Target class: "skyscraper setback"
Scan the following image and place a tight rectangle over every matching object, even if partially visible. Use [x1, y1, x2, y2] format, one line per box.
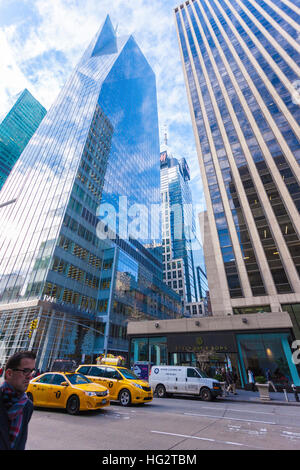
[0, 16, 180, 368]
[175, 0, 300, 327]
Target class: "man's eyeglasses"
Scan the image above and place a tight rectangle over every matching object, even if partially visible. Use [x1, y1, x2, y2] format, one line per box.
[12, 368, 35, 377]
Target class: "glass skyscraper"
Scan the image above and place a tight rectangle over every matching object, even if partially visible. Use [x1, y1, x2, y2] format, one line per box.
[160, 147, 199, 305]
[0, 16, 180, 368]
[0, 89, 46, 190]
[174, 1, 300, 325]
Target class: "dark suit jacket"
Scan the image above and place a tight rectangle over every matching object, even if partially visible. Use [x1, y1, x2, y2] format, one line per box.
[0, 390, 34, 450]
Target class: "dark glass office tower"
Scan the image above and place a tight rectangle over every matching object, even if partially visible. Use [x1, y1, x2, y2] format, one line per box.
[0, 89, 46, 190]
[0, 16, 180, 368]
[174, 0, 300, 324]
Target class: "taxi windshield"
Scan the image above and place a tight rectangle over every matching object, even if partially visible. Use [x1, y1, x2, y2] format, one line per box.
[119, 368, 139, 380]
[66, 373, 91, 385]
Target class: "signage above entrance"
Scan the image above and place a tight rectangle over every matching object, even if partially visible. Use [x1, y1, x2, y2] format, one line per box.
[167, 332, 238, 354]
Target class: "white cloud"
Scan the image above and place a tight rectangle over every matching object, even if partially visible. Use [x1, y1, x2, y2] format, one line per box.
[0, 29, 32, 116]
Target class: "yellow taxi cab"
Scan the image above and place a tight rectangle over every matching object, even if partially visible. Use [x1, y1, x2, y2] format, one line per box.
[76, 357, 153, 406]
[26, 371, 110, 415]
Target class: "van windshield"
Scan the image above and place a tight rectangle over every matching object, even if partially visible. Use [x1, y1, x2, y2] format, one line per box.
[195, 368, 209, 378]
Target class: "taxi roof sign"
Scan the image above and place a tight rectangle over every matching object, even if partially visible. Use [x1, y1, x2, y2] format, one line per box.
[96, 354, 125, 366]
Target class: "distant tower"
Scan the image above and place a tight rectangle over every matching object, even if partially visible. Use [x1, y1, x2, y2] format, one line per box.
[0, 89, 46, 190]
[160, 145, 198, 305]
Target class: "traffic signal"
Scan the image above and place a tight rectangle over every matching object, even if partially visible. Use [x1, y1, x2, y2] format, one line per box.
[28, 318, 38, 338]
[31, 318, 38, 329]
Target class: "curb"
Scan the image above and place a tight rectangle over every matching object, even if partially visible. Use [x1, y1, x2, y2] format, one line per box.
[218, 396, 300, 407]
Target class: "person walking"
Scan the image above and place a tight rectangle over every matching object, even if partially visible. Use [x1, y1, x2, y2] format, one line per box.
[220, 367, 229, 396]
[0, 351, 36, 450]
[226, 369, 238, 395]
[248, 368, 256, 392]
[266, 368, 277, 392]
[232, 367, 238, 395]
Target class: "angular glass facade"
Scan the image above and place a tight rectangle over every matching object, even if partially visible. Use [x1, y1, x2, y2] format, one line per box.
[175, 0, 300, 315]
[0, 16, 179, 369]
[0, 16, 159, 306]
[0, 89, 46, 190]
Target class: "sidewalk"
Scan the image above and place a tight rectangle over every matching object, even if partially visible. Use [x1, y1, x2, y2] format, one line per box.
[1, 375, 299, 406]
[219, 388, 300, 406]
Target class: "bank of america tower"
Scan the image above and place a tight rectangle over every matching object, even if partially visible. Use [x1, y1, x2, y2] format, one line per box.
[0, 16, 181, 368]
[175, 0, 300, 329]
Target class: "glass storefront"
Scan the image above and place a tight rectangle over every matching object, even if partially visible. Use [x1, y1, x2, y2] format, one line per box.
[237, 333, 300, 387]
[130, 332, 240, 382]
[130, 337, 167, 366]
[129, 330, 300, 387]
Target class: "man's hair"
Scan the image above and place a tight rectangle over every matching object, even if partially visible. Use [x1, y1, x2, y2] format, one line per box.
[5, 351, 36, 371]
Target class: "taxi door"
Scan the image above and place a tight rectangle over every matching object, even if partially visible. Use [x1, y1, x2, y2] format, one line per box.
[31, 373, 54, 406]
[100, 367, 122, 401]
[46, 374, 69, 408]
[86, 366, 107, 388]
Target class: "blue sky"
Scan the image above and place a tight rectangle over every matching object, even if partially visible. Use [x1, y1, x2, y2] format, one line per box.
[0, 0, 206, 239]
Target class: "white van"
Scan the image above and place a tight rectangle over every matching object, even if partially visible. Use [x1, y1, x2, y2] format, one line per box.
[149, 366, 222, 401]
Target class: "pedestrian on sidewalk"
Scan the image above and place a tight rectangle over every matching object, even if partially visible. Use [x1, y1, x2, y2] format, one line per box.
[0, 351, 36, 450]
[221, 367, 229, 396]
[266, 368, 277, 392]
[247, 368, 256, 392]
[232, 367, 238, 394]
[226, 369, 238, 395]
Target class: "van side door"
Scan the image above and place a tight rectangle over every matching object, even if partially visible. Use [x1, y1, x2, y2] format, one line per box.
[185, 368, 201, 395]
[171, 369, 185, 394]
[165, 369, 178, 394]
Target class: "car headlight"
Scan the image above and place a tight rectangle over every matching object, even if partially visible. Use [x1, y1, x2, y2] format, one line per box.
[85, 391, 97, 396]
[97, 390, 109, 397]
[213, 382, 221, 388]
[133, 383, 143, 390]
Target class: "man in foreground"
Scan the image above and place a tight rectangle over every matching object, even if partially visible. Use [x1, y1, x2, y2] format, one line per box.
[0, 351, 36, 450]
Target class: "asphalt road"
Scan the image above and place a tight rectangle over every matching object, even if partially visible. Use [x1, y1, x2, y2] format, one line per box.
[25, 395, 300, 451]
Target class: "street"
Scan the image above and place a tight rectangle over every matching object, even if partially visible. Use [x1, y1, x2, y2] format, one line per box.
[26, 395, 300, 450]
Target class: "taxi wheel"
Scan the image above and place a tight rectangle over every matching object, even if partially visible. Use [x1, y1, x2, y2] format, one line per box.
[119, 389, 131, 407]
[66, 395, 80, 415]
